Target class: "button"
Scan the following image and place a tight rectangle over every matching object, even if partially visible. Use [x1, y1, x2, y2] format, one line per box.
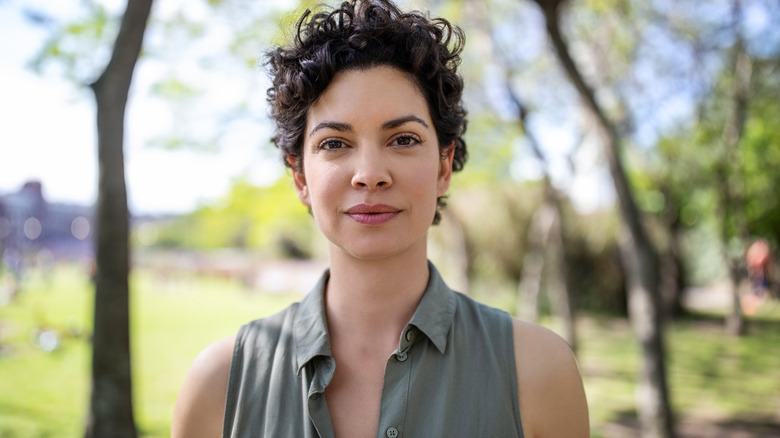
[386, 427, 399, 438]
[396, 351, 407, 362]
[405, 330, 416, 342]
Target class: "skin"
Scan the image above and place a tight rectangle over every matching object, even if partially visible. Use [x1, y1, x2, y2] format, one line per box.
[172, 66, 589, 438]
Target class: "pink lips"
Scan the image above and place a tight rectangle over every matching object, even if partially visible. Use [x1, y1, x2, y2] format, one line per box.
[346, 204, 401, 225]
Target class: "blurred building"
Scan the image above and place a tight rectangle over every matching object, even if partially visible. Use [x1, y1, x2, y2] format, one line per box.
[0, 181, 94, 265]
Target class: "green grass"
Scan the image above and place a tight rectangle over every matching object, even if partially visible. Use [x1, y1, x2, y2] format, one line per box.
[1, 264, 780, 437]
[573, 312, 780, 437]
[0, 264, 300, 438]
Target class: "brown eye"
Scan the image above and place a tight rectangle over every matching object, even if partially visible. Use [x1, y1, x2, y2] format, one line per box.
[319, 139, 345, 150]
[392, 135, 419, 147]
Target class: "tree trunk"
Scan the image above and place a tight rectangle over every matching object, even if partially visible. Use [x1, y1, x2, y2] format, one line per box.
[517, 200, 556, 323]
[658, 187, 686, 320]
[717, 8, 752, 336]
[530, 1, 674, 436]
[85, 1, 153, 437]
[544, 200, 576, 352]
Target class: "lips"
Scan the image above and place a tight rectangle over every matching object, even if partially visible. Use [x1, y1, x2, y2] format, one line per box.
[346, 204, 401, 225]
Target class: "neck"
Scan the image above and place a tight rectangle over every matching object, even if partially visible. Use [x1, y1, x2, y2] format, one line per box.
[325, 244, 430, 344]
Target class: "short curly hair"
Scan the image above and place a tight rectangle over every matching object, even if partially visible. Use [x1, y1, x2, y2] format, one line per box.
[266, 0, 468, 224]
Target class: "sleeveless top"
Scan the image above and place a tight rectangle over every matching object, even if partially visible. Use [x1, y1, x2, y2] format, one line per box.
[223, 262, 524, 438]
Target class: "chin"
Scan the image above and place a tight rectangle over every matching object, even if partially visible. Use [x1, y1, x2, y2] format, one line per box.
[331, 236, 426, 262]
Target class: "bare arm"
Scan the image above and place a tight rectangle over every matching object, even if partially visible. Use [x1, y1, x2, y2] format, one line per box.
[171, 335, 236, 438]
[513, 319, 589, 437]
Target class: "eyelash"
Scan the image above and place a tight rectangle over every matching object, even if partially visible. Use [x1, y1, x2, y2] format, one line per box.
[317, 139, 346, 151]
[315, 134, 422, 151]
[391, 134, 422, 147]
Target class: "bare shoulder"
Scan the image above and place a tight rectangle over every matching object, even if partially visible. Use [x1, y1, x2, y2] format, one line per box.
[171, 335, 236, 438]
[512, 318, 589, 437]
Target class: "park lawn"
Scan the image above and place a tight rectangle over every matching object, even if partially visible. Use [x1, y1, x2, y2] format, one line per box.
[1, 264, 780, 437]
[0, 264, 300, 438]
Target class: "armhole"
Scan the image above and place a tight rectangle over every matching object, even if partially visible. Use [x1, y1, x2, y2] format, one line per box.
[506, 315, 525, 438]
[222, 324, 248, 438]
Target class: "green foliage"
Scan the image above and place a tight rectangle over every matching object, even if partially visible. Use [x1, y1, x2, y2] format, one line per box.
[150, 77, 203, 100]
[562, 207, 626, 313]
[144, 175, 317, 258]
[679, 53, 780, 248]
[144, 135, 220, 152]
[269, 0, 317, 47]
[458, 112, 521, 184]
[29, 1, 115, 83]
[449, 181, 543, 284]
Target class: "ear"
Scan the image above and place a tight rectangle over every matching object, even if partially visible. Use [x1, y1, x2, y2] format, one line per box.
[437, 142, 455, 197]
[292, 169, 311, 207]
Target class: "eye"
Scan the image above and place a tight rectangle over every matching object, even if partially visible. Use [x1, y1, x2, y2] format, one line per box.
[318, 139, 346, 151]
[391, 135, 421, 147]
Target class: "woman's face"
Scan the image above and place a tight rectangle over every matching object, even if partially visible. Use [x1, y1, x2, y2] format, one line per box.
[294, 66, 454, 261]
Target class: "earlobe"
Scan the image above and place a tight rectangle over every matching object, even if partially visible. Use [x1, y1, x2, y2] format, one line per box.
[292, 170, 311, 207]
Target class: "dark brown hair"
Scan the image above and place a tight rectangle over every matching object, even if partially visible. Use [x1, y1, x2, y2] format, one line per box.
[266, 0, 468, 223]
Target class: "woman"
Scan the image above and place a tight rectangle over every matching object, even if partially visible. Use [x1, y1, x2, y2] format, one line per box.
[172, 1, 589, 437]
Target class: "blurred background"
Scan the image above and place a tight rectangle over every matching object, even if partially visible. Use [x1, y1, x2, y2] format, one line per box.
[1, 0, 779, 436]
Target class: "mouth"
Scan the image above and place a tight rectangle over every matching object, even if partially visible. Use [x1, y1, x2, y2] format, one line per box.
[346, 204, 401, 225]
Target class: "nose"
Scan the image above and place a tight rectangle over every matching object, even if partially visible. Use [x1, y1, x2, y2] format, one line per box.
[351, 146, 392, 190]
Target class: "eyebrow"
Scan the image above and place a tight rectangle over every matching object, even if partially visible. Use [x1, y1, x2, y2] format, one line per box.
[308, 121, 352, 136]
[308, 115, 430, 136]
[382, 115, 430, 130]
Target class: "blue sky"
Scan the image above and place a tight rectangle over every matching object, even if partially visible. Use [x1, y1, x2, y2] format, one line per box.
[0, 0, 283, 215]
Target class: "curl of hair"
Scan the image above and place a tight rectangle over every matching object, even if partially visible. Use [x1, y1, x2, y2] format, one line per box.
[266, 0, 468, 224]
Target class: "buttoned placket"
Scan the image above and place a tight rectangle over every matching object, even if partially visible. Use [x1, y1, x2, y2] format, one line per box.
[375, 326, 419, 438]
[306, 356, 337, 438]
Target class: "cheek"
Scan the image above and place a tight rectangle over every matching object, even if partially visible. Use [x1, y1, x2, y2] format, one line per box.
[305, 166, 341, 212]
[408, 163, 443, 201]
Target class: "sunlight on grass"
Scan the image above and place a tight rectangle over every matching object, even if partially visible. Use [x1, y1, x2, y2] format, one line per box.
[0, 263, 301, 438]
[1, 264, 780, 437]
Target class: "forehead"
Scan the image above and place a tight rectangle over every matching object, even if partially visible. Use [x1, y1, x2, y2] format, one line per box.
[305, 66, 433, 132]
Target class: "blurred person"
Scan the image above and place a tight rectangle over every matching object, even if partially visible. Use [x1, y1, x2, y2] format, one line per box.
[172, 1, 588, 437]
[743, 239, 774, 315]
[746, 239, 772, 295]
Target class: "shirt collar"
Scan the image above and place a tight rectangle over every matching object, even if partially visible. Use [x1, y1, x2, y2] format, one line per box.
[293, 261, 457, 373]
[407, 261, 457, 354]
[294, 270, 332, 375]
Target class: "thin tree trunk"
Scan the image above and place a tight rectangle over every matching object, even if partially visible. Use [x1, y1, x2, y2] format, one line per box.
[476, 5, 578, 347]
[517, 200, 556, 322]
[718, 6, 752, 335]
[85, 1, 153, 437]
[545, 201, 576, 351]
[658, 186, 686, 320]
[530, 1, 674, 436]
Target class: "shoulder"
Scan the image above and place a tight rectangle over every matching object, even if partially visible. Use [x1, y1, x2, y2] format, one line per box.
[452, 291, 509, 322]
[172, 335, 236, 438]
[511, 318, 589, 437]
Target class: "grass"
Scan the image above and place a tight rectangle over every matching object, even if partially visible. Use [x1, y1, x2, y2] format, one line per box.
[0, 264, 300, 438]
[1, 264, 779, 437]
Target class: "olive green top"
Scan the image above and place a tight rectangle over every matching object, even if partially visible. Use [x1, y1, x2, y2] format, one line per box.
[223, 262, 524, 438]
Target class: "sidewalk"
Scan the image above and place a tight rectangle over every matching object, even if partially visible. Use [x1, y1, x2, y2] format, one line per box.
[683, 281, 735, 313]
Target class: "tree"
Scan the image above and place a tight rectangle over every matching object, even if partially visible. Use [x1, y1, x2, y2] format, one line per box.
[686, 0, 780, 334]
[85, 0, 153, 436]
[527, 0, 674, 436]
[717, 13, 752, 336]
[641, 0, 780, 333]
